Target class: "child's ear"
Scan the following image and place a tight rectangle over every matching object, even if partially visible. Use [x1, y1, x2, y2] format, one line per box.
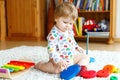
[55, 18, 57, 22]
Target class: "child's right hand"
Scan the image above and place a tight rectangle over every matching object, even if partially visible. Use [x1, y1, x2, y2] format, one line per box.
[56, 60, 68, 71]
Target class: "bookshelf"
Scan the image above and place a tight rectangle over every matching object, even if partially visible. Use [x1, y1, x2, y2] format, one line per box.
[76, 0, 116, 44]
[47, 0, 116, 44]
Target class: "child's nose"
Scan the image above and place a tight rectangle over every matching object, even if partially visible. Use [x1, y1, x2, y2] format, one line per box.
[66, 23, 70, 27]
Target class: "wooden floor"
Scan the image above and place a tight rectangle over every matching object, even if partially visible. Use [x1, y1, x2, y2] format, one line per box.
[0, 40, 120, 51]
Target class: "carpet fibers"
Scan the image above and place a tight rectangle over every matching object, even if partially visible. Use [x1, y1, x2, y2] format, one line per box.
[0, 46, 120, 80]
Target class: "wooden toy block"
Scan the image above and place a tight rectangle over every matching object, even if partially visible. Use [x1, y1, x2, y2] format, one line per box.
[2, 64, 25, 71]
[114, 68, 120, 73]
[80, 70, 96, 78]
[0, 68, 12, 80]
[0, 60, 35, 79]
[103, 65, 116, 73]
[110, 76, 118, 80]
[96, 70, 110, 78]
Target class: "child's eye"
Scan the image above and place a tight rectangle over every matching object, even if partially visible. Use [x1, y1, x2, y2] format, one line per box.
[69, 23, 73, 25]
[63, 21, 67, 24]
[63, 21, 73, 25]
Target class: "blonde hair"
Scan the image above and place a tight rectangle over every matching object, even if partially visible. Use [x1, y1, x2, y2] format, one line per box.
[54, 2, 78, 21]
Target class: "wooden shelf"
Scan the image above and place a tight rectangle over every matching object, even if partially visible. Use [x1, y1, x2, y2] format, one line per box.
[76, 0, 116, 44]
[46, 0, 116, 44]
[78, 10, 110, 13]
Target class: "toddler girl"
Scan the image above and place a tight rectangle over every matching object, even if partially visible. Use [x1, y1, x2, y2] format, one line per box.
[35, 2, 89, 74]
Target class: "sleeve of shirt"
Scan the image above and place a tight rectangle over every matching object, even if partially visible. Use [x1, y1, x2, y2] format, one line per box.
[70, 29, 84, 54]
[47, 31, 62, 63]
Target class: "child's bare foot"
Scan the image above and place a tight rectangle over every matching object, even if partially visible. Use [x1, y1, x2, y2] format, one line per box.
[34, 62, 43, 69]
[34, 61, 63, 74]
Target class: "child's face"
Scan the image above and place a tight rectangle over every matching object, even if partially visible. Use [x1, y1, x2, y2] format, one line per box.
[55, 17, 74, 32]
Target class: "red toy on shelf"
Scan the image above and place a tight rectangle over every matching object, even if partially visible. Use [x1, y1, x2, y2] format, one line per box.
[83, 19, 99, 34]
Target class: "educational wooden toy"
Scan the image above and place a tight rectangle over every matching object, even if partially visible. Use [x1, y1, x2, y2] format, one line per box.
[77, 66, 87, 76]
[0, 68, 12, 79]
[96, 70, 110, 78]
[110, 76, 118, 80]
[114, 68, 120, 73]
[80, 70, 96, 78]
[0, 60, 35, 79]
[60, 64, 81, 80]
[103, 65, 116, 73]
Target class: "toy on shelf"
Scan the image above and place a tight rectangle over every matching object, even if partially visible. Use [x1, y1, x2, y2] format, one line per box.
[98, 19, 110, 32]
[0, 60, 35, 79]
[83, 19, 99, 34]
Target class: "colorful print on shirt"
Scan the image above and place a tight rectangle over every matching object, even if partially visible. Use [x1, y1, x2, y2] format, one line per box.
[47, 26, 80, 65]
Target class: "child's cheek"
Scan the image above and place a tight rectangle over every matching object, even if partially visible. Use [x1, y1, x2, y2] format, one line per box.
[68, 26, 73, 30]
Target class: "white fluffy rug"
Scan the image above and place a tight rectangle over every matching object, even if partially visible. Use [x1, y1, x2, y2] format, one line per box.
[0, 46, 120, 80]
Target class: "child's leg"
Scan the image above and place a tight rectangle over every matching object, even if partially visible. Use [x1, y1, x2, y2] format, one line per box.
[73, 53, 90, 66]
[34, 59, 62, 74]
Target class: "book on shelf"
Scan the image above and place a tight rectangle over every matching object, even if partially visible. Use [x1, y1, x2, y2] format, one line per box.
[75, 0, 110, 11]
[85, 0, 92, 11]
[99, 0, 104, 11]
[73, 22, 79, 36]
[54, 0, 110, 11]
[73, 23, 78, 36]
[105, 0, 110, 10]
[78, 17, 83, 36]
[75, 0, 81, 9]
[73, 17, 83, 36]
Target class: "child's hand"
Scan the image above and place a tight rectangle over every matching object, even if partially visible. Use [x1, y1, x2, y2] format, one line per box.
[77, 47, 84, 54]
[56, 60, 68, 70]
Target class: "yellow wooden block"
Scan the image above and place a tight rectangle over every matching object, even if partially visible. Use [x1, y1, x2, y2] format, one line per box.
[3, 64, 25, 70]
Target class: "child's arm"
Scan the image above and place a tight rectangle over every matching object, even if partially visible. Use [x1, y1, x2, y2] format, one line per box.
[70, 29, 85, 54]
[47, 32, 69, 70]
[75, 45, 84, 54]
[47, 32, 62, 63]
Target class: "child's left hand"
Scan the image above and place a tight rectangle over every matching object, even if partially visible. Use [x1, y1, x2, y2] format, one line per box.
[77, 47, 84, 54]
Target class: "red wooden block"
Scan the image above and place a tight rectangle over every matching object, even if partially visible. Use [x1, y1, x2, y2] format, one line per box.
[8, 60, 35, 69]
[97, 70, 110, 78]
[77, 66, 87, 76]
[81, 70, 96, 78]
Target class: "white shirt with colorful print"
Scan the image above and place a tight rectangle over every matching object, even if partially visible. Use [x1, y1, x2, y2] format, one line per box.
[47, 25, 83, 65]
